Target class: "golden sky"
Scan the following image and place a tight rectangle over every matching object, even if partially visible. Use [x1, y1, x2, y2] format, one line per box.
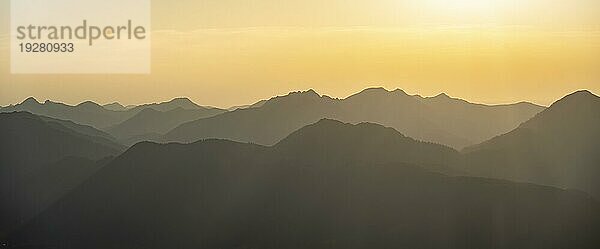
[1, 0, 600, 107]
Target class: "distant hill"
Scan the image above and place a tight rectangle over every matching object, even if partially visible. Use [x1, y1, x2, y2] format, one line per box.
[274, 119, 461, 174]
[9, 119, 599, 249]
[163, 88, 543, 149]
[0, 97, 224, 130]
[127, 97, 212, 112]
[463, 90, 600, 199]
[106, 107, 226, 145]
[102, 102, 128, 111]
[0, 112, 123, 237]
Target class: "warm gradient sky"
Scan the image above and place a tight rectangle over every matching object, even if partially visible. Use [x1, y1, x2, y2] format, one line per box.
[1, 0, 600, 107]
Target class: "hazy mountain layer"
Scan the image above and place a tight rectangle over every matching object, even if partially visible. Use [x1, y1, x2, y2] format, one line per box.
[463, 90, 600, 199]
[9, 119, 599, 249]
[0, 97, 224, 130]
[163, 88, 543, 149]
[106, 107, 225, 145]
[102, 102, 129, 111]
[38, 115, 118, 143]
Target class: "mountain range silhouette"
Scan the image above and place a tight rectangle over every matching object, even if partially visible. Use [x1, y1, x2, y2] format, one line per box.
[1, 88, 599, 248]
[162, 88, 543, 149]
[0, 97, 225, 130]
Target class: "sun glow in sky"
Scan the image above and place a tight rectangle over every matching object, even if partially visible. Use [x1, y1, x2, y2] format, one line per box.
[417, 0, 503, 14]
[0, 0, 599, 107]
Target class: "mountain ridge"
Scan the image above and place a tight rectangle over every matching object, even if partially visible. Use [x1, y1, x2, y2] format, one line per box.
[106, 107, 226, 145]
[0, 97, 225, 130]
[462, 90, 600, 198]
[163, 88, 544, 149]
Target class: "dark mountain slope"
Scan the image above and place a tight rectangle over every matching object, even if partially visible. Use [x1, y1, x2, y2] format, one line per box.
[463, 90, 600, 198]
[163, 88, 543, 149]
[0, 157, 110, 238]
[9, 119, 599, 249]
[0, 112, 123, 237]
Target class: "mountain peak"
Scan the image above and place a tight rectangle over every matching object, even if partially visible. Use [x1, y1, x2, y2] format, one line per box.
[77, 101, 103, 108]
[519, 89, 599, 131]
[103, 102, 127, 111]
[357, 87, 390, 95]
[426, 92, 458, 103]
[264, 89, 323, 105]
[434, 93, 450, 99]
[290, 89, 320, 97]
[363, 87, 389, 93]
[305, 89, 318, 95]
[550, 90, 599, 108]
[348, 87, 409, 99]
[169, 97, 193, 103]
[392, 88, 408, 95]
[166, 98, 201, 109]
[21, 97, 40, 105]
[131, 97, 202, 112]
[562, 90, 597, 100]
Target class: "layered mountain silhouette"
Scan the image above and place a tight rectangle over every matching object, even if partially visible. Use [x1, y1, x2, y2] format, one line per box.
[9, 119, 599, 249]
[3, 89, 598, 248]
[106, 107, 225, 145]
[1, 90, 541, 149]
[0, 97, 224, 130]
[463, 90, 600, 198]
[0, 112, 123, 237]
[163, 88, 543, 149]
[0, 98, 125, 128]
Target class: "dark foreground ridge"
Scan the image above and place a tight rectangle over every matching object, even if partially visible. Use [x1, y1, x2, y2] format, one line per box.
[7, 119, 600, 249]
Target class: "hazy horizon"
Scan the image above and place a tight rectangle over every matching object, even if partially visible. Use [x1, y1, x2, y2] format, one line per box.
[5, 86, 593, 109]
